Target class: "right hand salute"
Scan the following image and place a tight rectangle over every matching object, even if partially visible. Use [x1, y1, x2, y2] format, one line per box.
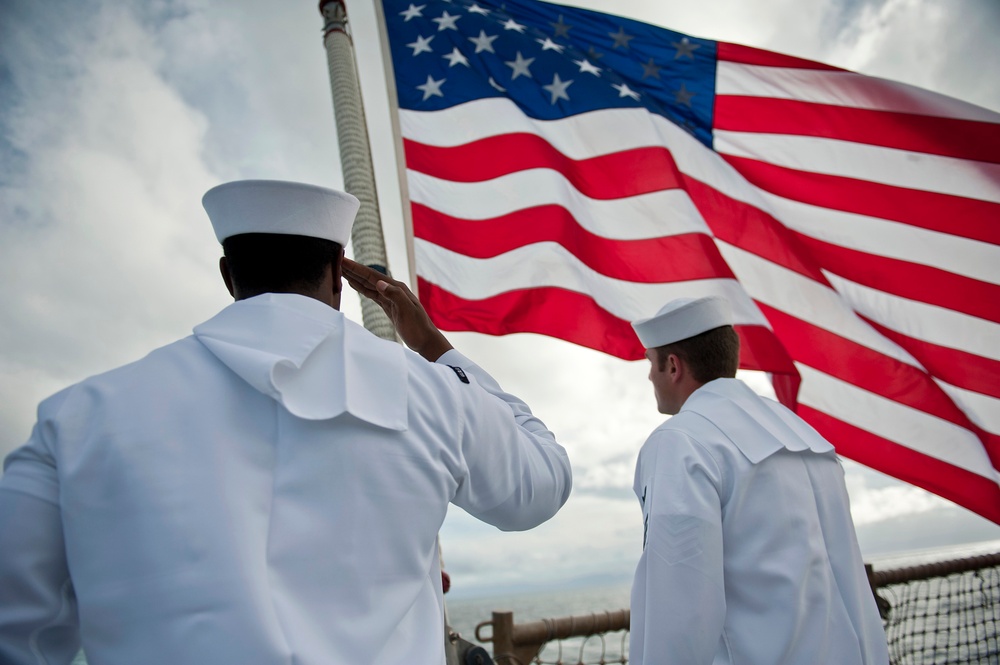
[342, 258, 454, 362]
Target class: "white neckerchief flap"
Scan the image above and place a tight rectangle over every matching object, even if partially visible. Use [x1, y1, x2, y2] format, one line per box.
[193, 293, 408, 430]
[682, 378, 834, 464]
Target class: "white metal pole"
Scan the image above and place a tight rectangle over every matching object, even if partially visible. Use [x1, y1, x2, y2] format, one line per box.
[320, 0, 396, 341]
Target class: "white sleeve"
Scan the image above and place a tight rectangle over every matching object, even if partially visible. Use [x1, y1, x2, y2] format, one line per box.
[0, 413, 81, 664]
[631, 430, 725, 665]
[435, 349, 572, 531]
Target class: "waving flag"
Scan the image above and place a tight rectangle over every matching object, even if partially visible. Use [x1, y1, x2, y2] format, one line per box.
[378, 0, 1000, 522]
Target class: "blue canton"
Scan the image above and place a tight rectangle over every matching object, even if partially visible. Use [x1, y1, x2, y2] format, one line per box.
[383, 0, 718, 147]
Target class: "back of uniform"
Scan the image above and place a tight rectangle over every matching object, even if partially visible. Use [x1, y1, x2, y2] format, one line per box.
[0, 293, 572, 665]
[631, 378, 888, 664]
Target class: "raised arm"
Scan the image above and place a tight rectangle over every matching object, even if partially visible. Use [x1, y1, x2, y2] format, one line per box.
[342, 258, 453, 361]
[343, 258, 572, 530]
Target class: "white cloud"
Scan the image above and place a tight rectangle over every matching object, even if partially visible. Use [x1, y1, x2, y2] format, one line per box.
[0, 1, 226, 447]
[849, 482, 940, 526]
[441, 493, 640, 597]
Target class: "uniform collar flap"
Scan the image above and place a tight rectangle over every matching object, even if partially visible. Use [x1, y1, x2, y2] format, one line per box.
[682, 378, 833, 464]
[193, 293, 408, 430]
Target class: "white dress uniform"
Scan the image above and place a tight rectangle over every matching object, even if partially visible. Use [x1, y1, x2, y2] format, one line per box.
[630, 378, 889, 664]
[0, 292, 572, 664]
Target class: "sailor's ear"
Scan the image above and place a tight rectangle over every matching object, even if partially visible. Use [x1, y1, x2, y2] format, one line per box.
[331, 247, 345, 296]
[220, 257, 235, 298]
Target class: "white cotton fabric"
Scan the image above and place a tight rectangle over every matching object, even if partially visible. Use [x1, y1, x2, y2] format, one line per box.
[0, 293, 572, 665]
[203, 180, 360, 244]
[632, 295, 734, 348]
[630, 378, 889, 664]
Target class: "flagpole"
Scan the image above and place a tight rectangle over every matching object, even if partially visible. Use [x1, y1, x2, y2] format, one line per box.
[371, 0, 418, 290]
[319, 0, 396, 341]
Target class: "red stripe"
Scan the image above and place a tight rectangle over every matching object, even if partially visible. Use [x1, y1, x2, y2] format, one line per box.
[758, 304, 998, 452]
[412, 203, 735, 283]
[417, 278, 797, 374]
[737, 324, 798, 375]
[681, 175, 830, 284]
[799, 406, 1000, 525]
[404, 136, 683, 199]
[715, 96, 1000, 164]
[419, 278, 646, 360]
[717, 42, 843, 71]
[790, 232, 1000, 324]
[722, 154, 1000, 246]
[860, 316, 1000, 401]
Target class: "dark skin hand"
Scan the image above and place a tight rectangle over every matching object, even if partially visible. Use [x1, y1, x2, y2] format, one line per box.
[342, 258, 454, 362]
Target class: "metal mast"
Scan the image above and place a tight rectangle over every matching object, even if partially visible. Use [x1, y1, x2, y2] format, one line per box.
[319, 0, 396, 341]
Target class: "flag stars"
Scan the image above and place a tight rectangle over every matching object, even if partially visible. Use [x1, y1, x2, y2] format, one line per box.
[407, 34, 435, 56]
[432, 11, 460, 31]
[400, 3, 425, 21]
[573, 58, 601, 76]
[536, 37, 565, 53]
[543, 73, 573, 104]
[502, 18, 526, 32]
[587, 46, 604, 61]
[674, 82, 696, 107]
[672, 37, 701, 59]
[443, 47, 469, 67]
[467, 3, 490, 15]
[505, 51, 535, 79]
[613, 82, 640, 100]
[550, 15, 572, 38]
[417, 75, 445, 100]
[609, 26, 635, 50]
[469, 30, 498, 53]
[641, 58, 661, 80]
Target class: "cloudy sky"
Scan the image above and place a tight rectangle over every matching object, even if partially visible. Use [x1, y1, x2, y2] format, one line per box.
[2, 0, 999, 599]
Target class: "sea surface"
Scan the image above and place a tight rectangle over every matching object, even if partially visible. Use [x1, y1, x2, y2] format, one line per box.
[69, 539, 1000, 664]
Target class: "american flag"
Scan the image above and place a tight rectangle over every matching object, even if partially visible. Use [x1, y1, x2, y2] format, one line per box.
[379, 0, 1000, 522]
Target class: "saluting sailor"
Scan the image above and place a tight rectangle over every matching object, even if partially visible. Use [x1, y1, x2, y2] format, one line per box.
[0, 180, 572, 665]
[628, 296, 888, 664]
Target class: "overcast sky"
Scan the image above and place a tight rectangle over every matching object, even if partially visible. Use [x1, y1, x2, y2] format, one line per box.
[1, 0, 998, 599]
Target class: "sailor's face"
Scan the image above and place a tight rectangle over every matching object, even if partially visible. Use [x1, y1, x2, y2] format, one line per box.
[646, 349, 681, 416]
[645, 349, 672, 415]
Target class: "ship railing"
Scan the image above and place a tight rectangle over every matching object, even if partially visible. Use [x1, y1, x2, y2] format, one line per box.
[472, 550, 1000, 665]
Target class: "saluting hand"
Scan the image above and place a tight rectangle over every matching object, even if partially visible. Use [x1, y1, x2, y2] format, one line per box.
[342, 258, 454, 362]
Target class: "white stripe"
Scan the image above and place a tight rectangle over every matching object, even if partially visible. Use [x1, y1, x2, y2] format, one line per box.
[401, 100, 666, 153]
[407, 169, 710, 240]
[414, 238, 769, 325]
[824, 272, 1000, 362]
[715, 242, 922, 368]
[759, 191, 1000, 287]
[715, 130, 1000, 204]
[934, 379, 1000, 437]
[796, 364, 999, 483]
[717, 62, 1000, 124]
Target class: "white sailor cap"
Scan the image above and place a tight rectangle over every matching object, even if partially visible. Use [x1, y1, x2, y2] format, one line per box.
[632, 296, 734, 348]
[203, 179, 360, 245]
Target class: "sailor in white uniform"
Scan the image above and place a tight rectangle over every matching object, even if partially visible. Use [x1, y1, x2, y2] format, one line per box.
[628, 296, 888, 664]
[0, 180, 572, 665]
